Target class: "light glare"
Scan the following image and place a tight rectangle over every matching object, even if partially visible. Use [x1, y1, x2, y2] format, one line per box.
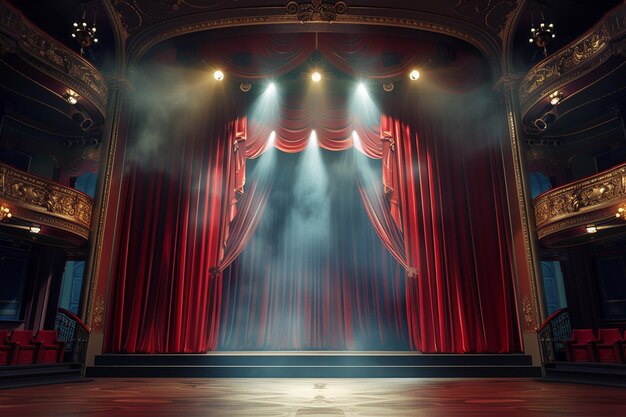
[312, 71, 322, 83]
[214, 70, 224, 81]
[409, 70, 420, 81]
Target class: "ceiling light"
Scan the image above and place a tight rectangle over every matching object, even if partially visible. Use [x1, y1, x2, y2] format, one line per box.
[71, 7, 98, 55]
[529, 11, 556, 57]
[409, 70, 420, 81]
[311, 71, 322, 83]
[214, 70, 224, 81]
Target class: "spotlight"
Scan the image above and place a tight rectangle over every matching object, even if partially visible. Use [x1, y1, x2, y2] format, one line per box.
[586, 225, 597, 234]
[239, 82, 252, 92]
[214, 70, 224, 81]
[534, 110, 558, 131]
[311, 71, 322, 83]
[409, 70, 420, 81]
[357, 83, 367, 95]
[266, 83, 276, 93]
[382, 82, 394, 92]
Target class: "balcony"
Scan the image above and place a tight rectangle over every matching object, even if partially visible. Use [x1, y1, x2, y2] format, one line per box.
[0, 163, 93, 247]
[533, 163, 626, 247]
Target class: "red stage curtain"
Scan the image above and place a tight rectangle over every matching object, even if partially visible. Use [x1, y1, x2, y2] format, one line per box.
[219, 150, 409, 350]
[382, 88, 522, 353]
[105, 93, 241, 353]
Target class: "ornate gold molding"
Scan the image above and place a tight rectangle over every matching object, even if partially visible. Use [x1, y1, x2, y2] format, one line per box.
[286, 0, 347, 22]
[0, 163, 93, 240]
[519, 3, 626, 117]
[533, 163, 626, 239]
[0, 1, 108, 116]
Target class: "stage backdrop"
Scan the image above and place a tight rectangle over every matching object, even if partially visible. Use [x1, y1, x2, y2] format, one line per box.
[104, 32, 522, 353]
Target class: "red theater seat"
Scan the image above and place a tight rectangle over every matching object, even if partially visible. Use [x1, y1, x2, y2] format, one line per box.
[593, 328, 624, 363]
[9, 330, 38, 365]
[0, 330, 16, 365]
[34, 330, 65, 364]
[564, 329, 597, 362]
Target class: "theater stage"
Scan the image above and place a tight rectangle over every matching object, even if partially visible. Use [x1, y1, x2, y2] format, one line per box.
[86, 351, 540, 378]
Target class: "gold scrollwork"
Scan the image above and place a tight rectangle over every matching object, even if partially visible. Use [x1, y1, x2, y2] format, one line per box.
[0, 163, 94, 230]
[533, 165, 626, 229]
[522, 296, 535, 330]
[520, 22, 611, 103]
[286, 0, 348, 22]
[91, 294, 105, 329]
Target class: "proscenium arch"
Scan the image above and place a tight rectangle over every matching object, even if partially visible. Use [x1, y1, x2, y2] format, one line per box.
[124, 10, 503, 80]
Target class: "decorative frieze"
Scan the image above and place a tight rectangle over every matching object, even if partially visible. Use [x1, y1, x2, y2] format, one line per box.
[0, 163, 93, 240]
[0, 1, 108, 116]
[533, 163, 626, 237]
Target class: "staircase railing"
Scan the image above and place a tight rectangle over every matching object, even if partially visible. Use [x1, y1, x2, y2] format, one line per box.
[55, 308, 91, 367]
[537, 308, 571, 364]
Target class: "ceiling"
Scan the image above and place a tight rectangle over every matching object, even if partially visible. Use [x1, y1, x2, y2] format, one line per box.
[15, 1, 623, 72]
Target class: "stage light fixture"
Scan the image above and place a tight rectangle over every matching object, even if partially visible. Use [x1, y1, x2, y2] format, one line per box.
[534, 110, 558, 131]
[266, 83, 276, 93]
[357, 83, 367, 95]
[239, 82, 252, 92]
[409, 70, 420, 81]
[214, 70, 224, 81]
[311, 71, 322, 83]
[382, 82, 394, 92]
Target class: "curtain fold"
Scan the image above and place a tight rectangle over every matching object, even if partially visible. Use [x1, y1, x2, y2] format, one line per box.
[382, 88, 522, 353]
[105, 95, 240, 353]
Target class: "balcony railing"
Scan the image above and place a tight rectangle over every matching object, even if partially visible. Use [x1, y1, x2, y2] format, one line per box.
[533, 163, 626, 240]
[0, 163, 93, 242]
[519, 3, 626, 117]
[0, 1, 108, 116]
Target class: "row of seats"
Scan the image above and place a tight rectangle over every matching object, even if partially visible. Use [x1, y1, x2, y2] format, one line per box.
[0, 330, 65, 365]
[565, 328, 626, 363]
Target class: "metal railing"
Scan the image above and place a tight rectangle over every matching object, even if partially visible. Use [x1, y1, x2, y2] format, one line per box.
[55, 308, 90, 367]
[537, 308, 571, 364]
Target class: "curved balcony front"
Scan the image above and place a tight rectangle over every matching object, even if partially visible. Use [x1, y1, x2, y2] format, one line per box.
[0, 163, 93, 247]
[533, 163, 626, 247]
[519, 3, 626, 135]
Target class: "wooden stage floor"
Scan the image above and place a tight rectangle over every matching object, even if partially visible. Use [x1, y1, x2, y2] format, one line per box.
[0, 378, 623, 416]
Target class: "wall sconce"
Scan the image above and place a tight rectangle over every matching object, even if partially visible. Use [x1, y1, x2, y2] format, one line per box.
[0, 203, 12, 221]
[549, 91, 563, 106]
[64, 90, 79, 105]
[586, 225, 597, 234]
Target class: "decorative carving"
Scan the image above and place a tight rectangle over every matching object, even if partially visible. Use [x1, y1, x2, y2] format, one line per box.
[533, 164, 626, 232]
[0, 163, 93, 239]
[286, 0, 348, 22]
[522, 296, 536, 330]
[519, 12, 617, 115]
[91, 294, 105, 329]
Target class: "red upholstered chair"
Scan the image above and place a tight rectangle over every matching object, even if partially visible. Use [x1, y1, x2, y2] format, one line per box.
[9, 330, 38, 365]
[34, 330, 65, 364]
[564, 329, 597, 362]
[593, 328, 624, 363]
[0, 330, 16, 365]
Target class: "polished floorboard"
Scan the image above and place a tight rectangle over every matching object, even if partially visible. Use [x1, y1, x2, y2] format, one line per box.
[0, 378, 624, 417]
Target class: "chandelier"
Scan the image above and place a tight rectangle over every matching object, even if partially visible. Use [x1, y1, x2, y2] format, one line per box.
[0, 203, 12, 221]
[529, 13, 556, 58]
[71, 7, 98, 55]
